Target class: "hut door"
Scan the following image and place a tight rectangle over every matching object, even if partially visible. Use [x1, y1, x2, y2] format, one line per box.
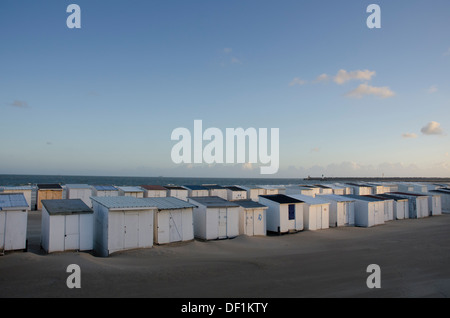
[245, 209, 254, 236]
[169, 211, 182, 242]
[340, 203, 347, 226]
[218, 209, 227, 238]
[64, 215, 80, 251]
[124, 213, 139, 248]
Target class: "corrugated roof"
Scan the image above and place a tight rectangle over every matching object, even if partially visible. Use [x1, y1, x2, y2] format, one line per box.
[37, 184, 62, 190]
[390, 192, 428, 197]
[164, 186, 187, 190]
[0, 193, 29, 210]
[287, 194, 330, 205]
[342, 194, 381, 202]
[317, 194, 356, 202]
[65, 184, 91, 189]
[259, 194, 303, 204]
[363, 195, 394, 201]
[42, 199, 92, 215]
[188, 196, 240, 208]
[225, 186, 246, 192]
[201, 184, 225, 190]
[91, 196, 156, 209]
[234, 200, 267, 209]
[0, 186, 33, 191]
[117, 186, 144, 192]
[183, 185, 208, 190]
[140, 185, 168, 191]
[376, 194, 409, 201]
[141, 197, 197, 210]
[93, 185, 118, 191]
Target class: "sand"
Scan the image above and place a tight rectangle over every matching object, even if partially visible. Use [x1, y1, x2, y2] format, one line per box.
[1, 211, 449, 298]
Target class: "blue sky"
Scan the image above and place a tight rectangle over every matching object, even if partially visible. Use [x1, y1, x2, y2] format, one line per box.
[1, 0, 449, 178]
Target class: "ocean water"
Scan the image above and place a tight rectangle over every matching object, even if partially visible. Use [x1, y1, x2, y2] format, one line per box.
[0, 174, 311, 187]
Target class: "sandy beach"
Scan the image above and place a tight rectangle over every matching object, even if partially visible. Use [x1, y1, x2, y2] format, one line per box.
[1, 210, 449, 298]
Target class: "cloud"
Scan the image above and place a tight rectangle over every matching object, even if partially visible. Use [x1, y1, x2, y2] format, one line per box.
[345, 83, 395, 98]
[223, 48, 232, 54]
[230, 57, 241, 64]
[313, 73, 330, 83]
[421, 121, 444, 135]
[289, 77, 307, 86]
[427, 85, 438, 94]
[402, 133, 418, 139]
[443, 48, 450, 56]
[310, 147, 320, 152]
[333, 69, 376, 85]
[7, 100, 29, 108]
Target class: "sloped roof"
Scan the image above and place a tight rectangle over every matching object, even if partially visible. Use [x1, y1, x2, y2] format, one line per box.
[0, 193, 29, 210]
[141, 197, 197, 210]
[188, 196, 240, 208]
[259, 194, 303, 204]
[42, 199, 92, 215]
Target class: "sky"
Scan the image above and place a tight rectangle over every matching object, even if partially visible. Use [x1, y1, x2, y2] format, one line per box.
[1, 0, 449, 178]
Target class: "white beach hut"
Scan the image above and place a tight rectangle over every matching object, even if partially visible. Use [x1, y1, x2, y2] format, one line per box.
[345, 183, 373, 195]
[316, 194, 355, 227]
[259, 185, 281, 195]
[377, 193, 409, 220]
[312, 185, 333, 195]
[405, 191, 442, 216]
[140, 185, 168, 198]
[142, 197, 196, 245]
[187, 196, 240, 240]
[225, 186, 248, 201]
[40, 199, 93, 253]
[235, 200, 268, 236]
[288, 194, 330, 231]
[65, 184, 93, 208]
[202, 184, 228, 200]
[387, 192, 429, 218]
[0, 186, 33, 210]
[430, 189, 450, 213]
[183, 185, 209, 198]
[258, 194, 305, 234]
[363, 195, 394, 221]
[237, 185, 266, 202]
[91, 196, 157, 257]
[91, 185, 119, 197]
[342, 195, 385, 227]
[164, 186, 189, 201]
[117, 186, 144, 198]
[321, 184, 349, 195]
[0, 193, 29, 253]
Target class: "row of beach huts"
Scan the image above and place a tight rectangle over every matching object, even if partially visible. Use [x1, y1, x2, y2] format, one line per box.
[1, 181, 449, 257]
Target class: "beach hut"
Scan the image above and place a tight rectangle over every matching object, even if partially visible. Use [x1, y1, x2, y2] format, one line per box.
[342, 195, 385, 227]
[387, 192, 429, 218]
[117, 186, 144, 198]
[396, 183, 414, 192]
[344, 183, 373, 195]
[363, 195, 394, 221]
[187, 196, 240, 240]
[430, 189, 450, 213]
[237, 185, 265, 202]
[225, 186, 248, 201]
[259, 185, 281, 195]
[140, 185, 168, 198]
[40, 199, 93, 253]
[321, 184, 349, 195]
[364, 183, 387, 194]
[164, 186, 189, 201]
[404, 191, 442, 216]
[258, 194, 305, 234]
[288, 194, 330, 231]
[36, 184, 63, 210]
[91, 196, 157, 257]
[235, 200, 268, 236]
[202, 184, 228, 200]
[91, 185, 119, 197]
[376, 193, 409, 220]
[142, 197, 196, 245]
[183, 185, 209, 198]
[0, 186, 33, 210]
[316, 194, 355, 227]
[312, 185, 333, 195]
[65, 184, 93, 208]
[0, 193, 29, 253]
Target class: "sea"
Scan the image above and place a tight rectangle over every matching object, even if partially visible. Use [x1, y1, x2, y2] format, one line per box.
[0, 174, 312, 187]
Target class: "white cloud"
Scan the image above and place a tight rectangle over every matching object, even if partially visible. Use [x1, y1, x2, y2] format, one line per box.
[333, 69, 376, 85]
[223, 48, 232, 54]
[427, 85, 438, 93]
[443, 48, 450, 56]
[421, 121, 444, 135]
[310, 147, 320, 152]
[289, 77, 307, 86]
[402, 133, 418, 139]
[345, 83, 395, 98]
[230, 57, 241, 64]
[314, 73, 330, 83]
